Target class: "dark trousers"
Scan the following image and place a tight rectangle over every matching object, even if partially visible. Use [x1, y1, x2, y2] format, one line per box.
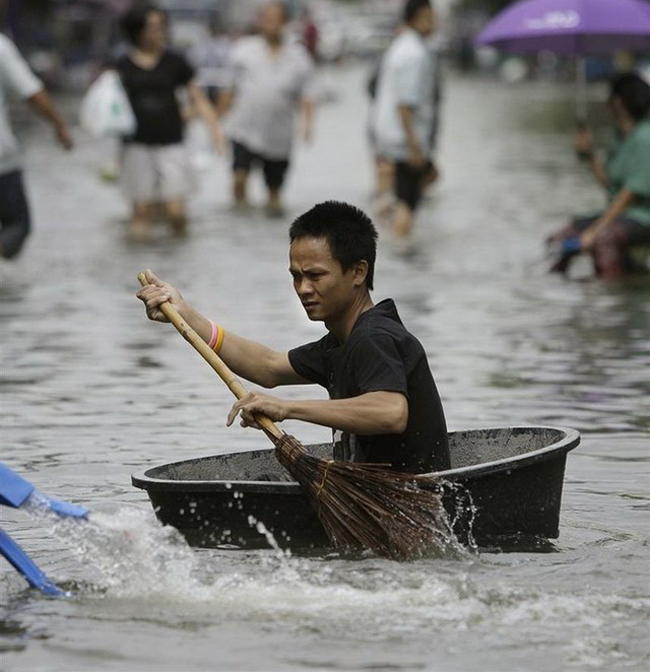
[550, 214, 650, 278]
[393, 161, 433, 210]
[231, 141, 289, 191]
[0, 170, 31, 259]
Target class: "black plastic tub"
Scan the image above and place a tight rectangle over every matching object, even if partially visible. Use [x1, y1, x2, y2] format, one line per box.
[132, 426, 580, 550]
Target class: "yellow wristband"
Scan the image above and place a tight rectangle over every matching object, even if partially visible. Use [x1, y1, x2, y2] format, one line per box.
[213, 324, 224, 354]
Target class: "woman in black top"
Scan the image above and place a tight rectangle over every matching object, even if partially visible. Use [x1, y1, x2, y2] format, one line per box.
[116, 4, 223, 241]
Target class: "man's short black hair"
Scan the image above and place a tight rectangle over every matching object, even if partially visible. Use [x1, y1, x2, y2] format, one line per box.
[121, 3, 165, 45]
[289, 201, 378, 290]
[610, 73, 650, 122]
[403, 0, 432, 24]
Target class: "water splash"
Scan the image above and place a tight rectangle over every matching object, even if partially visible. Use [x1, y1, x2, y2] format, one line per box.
[247, 514, 292, 561]
[17, 501, 299, 599]
[441, 479, 479, 553]
[11, 496, 649, 672]
[16, 479, 471, 602]
[50, 508, 202, 596]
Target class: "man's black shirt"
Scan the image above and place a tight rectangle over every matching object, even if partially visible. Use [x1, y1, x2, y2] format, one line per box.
[288, 299, 450, 473]
[116, 51, 194, 145]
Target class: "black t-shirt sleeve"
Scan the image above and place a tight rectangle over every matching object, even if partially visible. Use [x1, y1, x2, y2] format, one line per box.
[288, 337, 329, 388]
[174, 53, 195, 86]
[349, 334, 408, 397]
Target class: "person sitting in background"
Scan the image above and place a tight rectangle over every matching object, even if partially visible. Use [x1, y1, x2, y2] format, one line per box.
[115, 3, 224, 242]
[547, 73, 650, 278]
[0, 33, 73, 260]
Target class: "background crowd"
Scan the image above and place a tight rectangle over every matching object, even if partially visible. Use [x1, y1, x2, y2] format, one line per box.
[2, 0, 650, 278]
[1, 4, 649, 668]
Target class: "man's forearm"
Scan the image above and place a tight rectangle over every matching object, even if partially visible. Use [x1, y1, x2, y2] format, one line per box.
[216, 89, 234, 118]
[587, 154, 608, 188]
[397, 104, 420, 155]
[27, 90, 65, 129]
[176, 301, 288, 388]
[301, 97, 314, 139]
[27, 89, 73, 149]
[592, 188, 635, 235]
[286, 392, 408, 435]
[188, 82, 221, 139]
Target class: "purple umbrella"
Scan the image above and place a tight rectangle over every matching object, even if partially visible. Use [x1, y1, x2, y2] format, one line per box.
[476, 0, 650, 54]
[475, 0, 650, 118]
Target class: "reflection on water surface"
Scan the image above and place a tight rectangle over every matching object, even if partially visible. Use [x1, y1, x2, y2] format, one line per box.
[1, 67, 648, 671]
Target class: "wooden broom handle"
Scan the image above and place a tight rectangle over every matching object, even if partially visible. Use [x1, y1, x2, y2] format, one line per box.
[137, 272, 283, 441]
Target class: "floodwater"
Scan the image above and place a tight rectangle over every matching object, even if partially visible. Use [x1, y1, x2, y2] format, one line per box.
[1, 65, 649, 671]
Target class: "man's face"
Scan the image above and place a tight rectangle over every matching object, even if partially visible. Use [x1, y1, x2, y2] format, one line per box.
[259, 4, 286, 40]
[607, 93, 625, 122]
[289, 236, 360, 323]
[412, 6, 435, 37]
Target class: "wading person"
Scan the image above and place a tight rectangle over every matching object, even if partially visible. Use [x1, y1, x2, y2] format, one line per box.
[371, 0, 439, 238]
[137, 201, 450, 473]
[547, 73, 650, 278]
[0, 34, 73, 260]
[116, 3, 224, 242]
[217, 2, 315, 218]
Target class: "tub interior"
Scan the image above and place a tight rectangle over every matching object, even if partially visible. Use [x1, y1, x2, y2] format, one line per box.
[143, 427, 569, 483]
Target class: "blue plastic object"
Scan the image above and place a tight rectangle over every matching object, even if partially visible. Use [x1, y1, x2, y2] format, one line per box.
[0, 463, 88, 519]
[44, 497, 89, 519]
[0, 462, 33, 508]
[28, 491, 90, 519]
[0, 528, 64, 596]
[0, 463, 89, 597]
[562, 237, 582, 254]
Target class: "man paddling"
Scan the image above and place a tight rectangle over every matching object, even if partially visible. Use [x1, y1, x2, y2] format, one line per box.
[137, 201, 450, 473]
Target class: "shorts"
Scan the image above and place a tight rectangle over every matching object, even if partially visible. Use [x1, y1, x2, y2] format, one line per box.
[120, 142, 195, 203]
[0, 170, 31, 259]
[232, 141, 289, 191]
[394, 160, 433, 210]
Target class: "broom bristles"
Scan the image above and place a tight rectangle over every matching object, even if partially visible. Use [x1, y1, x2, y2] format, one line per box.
[272, 432, 456, 561]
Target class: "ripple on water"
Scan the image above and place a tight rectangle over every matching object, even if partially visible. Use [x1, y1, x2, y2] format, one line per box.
[1, 67, 649, 672]
[3, 505, 644, 671]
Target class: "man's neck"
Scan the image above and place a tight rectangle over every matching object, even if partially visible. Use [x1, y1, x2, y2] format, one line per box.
[619, 115, 636, 137]
[325, 293, 374, 344]
[407, 25, 426, 39]
[265, 34, 283, 51]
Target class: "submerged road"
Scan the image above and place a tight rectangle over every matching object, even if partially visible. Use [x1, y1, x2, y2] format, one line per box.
[1, 64, 649, 671]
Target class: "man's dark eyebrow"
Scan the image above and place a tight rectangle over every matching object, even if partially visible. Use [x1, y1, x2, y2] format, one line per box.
[290, 264, 327, 274]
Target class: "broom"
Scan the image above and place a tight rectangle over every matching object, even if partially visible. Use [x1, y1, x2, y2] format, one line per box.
[137, 272, 453, 560]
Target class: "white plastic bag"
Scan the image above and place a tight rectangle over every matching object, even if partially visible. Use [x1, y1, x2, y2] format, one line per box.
[80, 70, 136, 138]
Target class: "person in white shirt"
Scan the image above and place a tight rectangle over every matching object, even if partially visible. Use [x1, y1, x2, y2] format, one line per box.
[0, 34, 73, 259]
[217, 2, 314, 217]
[187, 15, 232, 103]
[372, 0, 437, 238]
